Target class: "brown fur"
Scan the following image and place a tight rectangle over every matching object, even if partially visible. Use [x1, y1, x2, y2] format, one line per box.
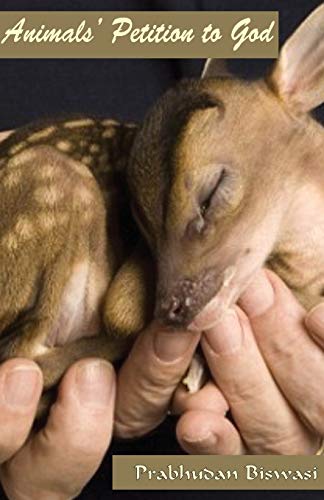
[0, 6, 323, 411]
[0, 118, 141, 414]
[128, 5, 324, 325]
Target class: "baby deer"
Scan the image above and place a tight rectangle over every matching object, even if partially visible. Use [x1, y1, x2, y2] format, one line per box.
[128, 4, 324, 329]
[0, 5, 323, 409]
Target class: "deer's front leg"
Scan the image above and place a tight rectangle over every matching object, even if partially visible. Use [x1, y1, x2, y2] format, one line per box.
[104, 242, 155, 338]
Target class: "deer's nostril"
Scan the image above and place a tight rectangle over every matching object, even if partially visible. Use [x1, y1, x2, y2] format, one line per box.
[167, 296, 188, 321]
[157, 286, 196, 325]
[169, 297, 181, 316]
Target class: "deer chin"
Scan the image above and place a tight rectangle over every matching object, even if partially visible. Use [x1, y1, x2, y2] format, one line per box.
[188, 265, 256, 332]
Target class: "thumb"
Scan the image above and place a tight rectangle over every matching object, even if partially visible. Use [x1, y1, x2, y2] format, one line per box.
[115, 321, 200, 439]
[1, 359, 116, 500]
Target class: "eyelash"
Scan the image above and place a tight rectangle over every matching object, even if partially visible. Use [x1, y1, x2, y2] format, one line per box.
[186, 168, 227, 239]
[199, 168, 226, 218]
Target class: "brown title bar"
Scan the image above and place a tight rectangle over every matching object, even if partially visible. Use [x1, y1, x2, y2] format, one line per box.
[113, 455, 324, 490]
[0, 11, 278, 58]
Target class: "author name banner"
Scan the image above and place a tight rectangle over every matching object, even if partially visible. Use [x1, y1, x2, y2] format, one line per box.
[0, 11, 278, 58]
[113, 455, 324, 490]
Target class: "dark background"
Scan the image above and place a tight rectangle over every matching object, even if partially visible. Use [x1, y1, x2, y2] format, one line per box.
[0, 0, 323, 499]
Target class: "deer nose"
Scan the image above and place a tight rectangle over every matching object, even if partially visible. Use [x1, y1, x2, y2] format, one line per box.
[157, 295, 190, 325]
[155, 279, 199, 327]
[167, 296, 187, 321]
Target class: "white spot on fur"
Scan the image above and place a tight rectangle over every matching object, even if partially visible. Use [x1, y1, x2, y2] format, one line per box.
[28, 127, 56, 142]
[71, 161, 93, 179]
[75, 185, 94, 208]
[9, 142, 26, 156]
[14, 216, 33, 240]
[101, 119, 118, 127]
[3, 169, 23, 188]
[102, 128, 115, 139]
[81, 155, 93, 166]
[39, 213, 56, 230]
[39, 165, 55, 179]
[64, 118, 94, 129]
[1, 217, 33, 249]
[56, 140, 73, 153]
[34, 185, 62, 206]
[32, 344, 50, 356]
[2, 232, 19, 251]
[9, 148, 39, 168]
[57, 212, 69, 225]
[89, 143, 100, 154]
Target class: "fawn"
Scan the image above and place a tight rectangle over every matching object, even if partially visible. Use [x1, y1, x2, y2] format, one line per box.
[0, 5, 323, 408]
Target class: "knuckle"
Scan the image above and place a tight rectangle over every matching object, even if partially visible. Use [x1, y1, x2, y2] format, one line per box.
[221, 375, 270, 407]
[128, 357, 181, 398]
[114, 419, 140, 439]
[114, 416, 158, 440]
[139, 361, 182, 389]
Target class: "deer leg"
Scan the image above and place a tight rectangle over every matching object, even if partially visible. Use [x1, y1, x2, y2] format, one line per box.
[104, 243, 155, 337]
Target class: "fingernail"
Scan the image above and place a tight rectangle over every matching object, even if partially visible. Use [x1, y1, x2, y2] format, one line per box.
[305, 304, 324, 336]
[75, 361, 114, 408]
[239, 270, 274, 317]
[182, 431, 217, 448]
[154, 330, 195, 362]
[4, 365, 41, 408]
[204, 310, 243, 354]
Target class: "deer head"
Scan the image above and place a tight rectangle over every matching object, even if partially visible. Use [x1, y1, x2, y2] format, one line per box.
[128, 5, 324, 329]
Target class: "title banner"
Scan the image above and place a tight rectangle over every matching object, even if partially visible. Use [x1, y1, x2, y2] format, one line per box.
[0, 11, 278, 58]
[113, 455, 324, 490]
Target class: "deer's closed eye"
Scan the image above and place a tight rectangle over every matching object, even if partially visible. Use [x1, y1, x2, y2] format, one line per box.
[186, 167, 228, 239]
[199, 168, 226, 218]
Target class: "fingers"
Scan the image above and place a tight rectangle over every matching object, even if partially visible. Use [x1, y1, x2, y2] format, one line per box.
[0, 359, 42, 464]
[172, 381, 228, 416]
[173, 382, 242, 454]
[176, 410, 244, 455]
[305, 303, 324, 349]
[201, 306, 316, 454]
[115, 321, 200, 439]
[1, 359, 115, 500]
[239, 269, 324, 437]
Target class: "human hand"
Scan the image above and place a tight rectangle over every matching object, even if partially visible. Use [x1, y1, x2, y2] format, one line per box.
[173, 269, 323, 454]
[114, 320, 201, 438]
[0, 358, 115, 500]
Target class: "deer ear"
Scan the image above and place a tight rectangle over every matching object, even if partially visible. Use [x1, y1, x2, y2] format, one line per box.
[201, 59, 232, 79]
[269, 4, 324, 113]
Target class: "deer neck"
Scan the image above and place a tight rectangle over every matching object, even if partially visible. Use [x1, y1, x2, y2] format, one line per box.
[269, 118, 324, 300]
